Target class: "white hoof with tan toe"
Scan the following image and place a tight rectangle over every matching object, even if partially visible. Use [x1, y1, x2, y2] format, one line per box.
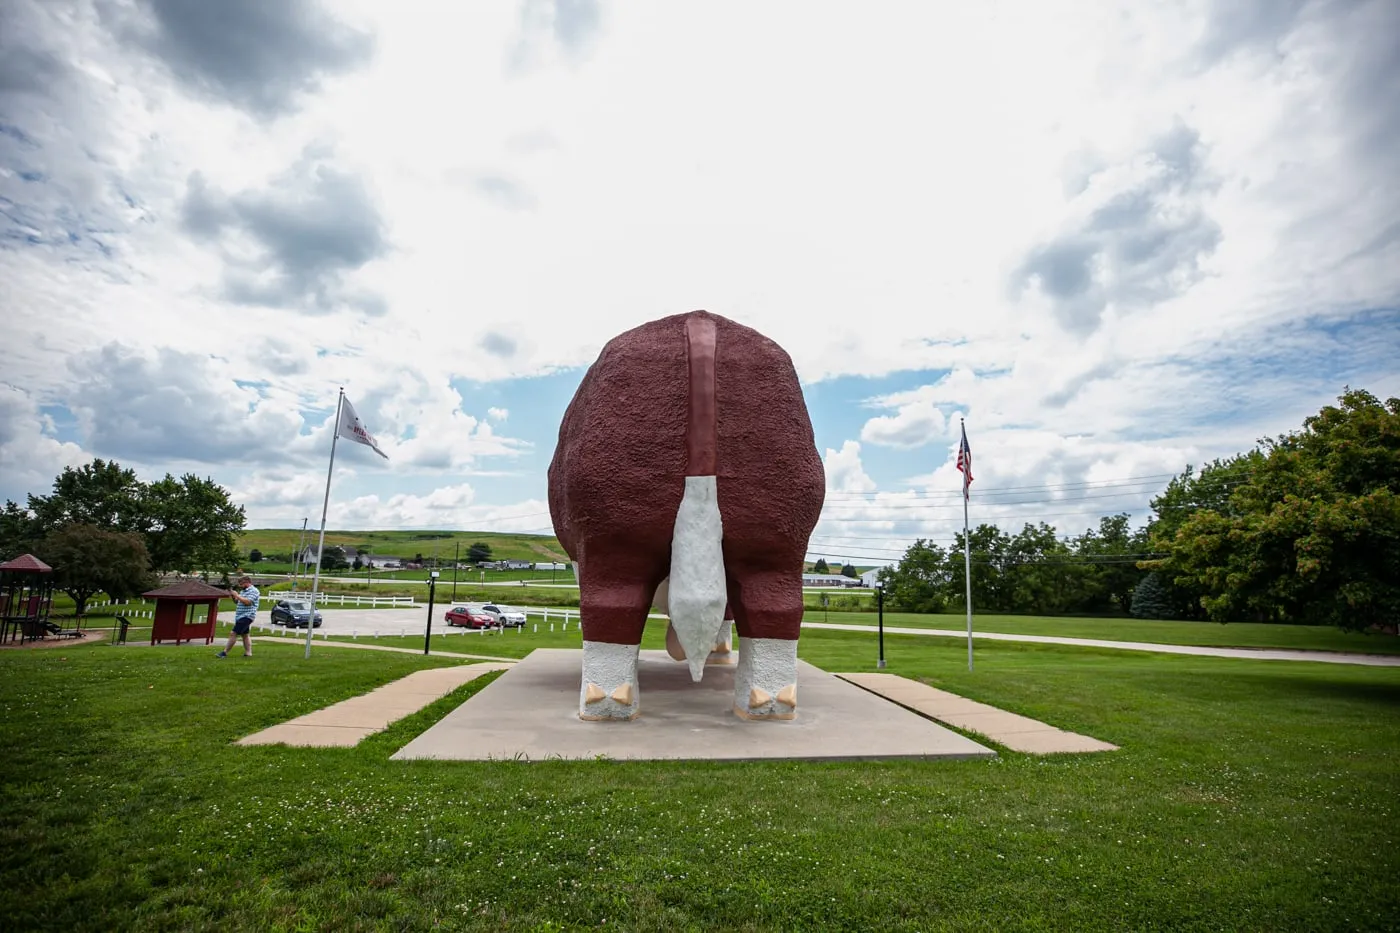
[733, 636, 798, 721]
[580, 641, 640, 721]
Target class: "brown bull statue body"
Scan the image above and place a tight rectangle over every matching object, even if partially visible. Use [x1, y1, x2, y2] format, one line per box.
[548, 310, 825, 720]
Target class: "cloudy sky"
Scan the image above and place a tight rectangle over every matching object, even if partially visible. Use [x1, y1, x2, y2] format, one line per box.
[2, 0, 1397, 567]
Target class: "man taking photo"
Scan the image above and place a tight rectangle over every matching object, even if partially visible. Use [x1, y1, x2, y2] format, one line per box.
[217, 575, 259, 658]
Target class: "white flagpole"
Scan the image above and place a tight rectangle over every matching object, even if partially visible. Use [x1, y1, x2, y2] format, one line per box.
[305, 388, 344, 659]
[963, 486, 973, 671]
[962, 418, 973, 671]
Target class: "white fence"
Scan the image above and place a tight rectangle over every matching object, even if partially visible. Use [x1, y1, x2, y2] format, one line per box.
[306, 592, 416, 608]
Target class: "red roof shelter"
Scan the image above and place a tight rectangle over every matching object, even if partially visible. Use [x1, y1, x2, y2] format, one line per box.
[143, 580, 229, 646]
[1, 554, 56, 644]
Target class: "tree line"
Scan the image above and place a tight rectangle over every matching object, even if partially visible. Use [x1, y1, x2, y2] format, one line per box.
[877, 389, 1398, 631]
[1, 459, 246, 615]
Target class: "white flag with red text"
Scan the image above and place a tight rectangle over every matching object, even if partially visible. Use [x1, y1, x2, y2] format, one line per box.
[337, 397, 389, 459]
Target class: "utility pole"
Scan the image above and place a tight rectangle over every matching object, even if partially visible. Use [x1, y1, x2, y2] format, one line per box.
[452, 541, 460, 602]
[292, 517, 308, 592]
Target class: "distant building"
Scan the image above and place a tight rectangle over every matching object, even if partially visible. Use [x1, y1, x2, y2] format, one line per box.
[802, 573, 861, 588]
[861, 568, 885, 588]
[533, 562, 568, 571]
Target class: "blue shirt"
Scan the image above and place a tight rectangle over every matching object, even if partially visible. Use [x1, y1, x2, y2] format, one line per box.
[234, 584, 260, 621]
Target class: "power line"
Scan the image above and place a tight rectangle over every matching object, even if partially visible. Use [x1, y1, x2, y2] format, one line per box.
[821, 469, 1257, 501]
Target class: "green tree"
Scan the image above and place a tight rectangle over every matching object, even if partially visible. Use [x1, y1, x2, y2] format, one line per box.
[323, 546, 349, 571]
[248, 549, 263, 563]
[1130, 572, 1176, 620]
[842, 562, 859, 579]
[813, 558, 829, 574]
[1072, 513, 1150, 615]
[28, 459, 147, 533]
[467, 542, 492, 564]
[947, 524, 1014, 612]
[1156, 389, 1400, 631]
[880, 539, 949, 613]
[38, 524, 154, 616]
[352, 555, 363, 570]
[141, 473, 245, 574]
[0, 500, 40, 561]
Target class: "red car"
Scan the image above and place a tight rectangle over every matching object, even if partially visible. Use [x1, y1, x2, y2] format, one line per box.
[445, 606, 496, 629]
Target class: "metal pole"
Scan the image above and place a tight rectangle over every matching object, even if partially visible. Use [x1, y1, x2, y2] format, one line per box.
[306, 389, 344, 660]
[964, 490, 973, 672]
[424, 572, 437, 655]
[877, 585, 886, 669]
[452, 542, 459, 602]
[292, 517, 308, 592]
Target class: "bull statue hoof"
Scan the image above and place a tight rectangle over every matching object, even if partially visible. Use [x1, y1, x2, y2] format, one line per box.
[733, 637, 798, 720]
[580, 641, 640, 721]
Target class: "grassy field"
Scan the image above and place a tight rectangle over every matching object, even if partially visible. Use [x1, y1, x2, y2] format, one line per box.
[236, 529, 569, 563]
[816, 610, 1400, 655]
[2, 629, 1398, 930]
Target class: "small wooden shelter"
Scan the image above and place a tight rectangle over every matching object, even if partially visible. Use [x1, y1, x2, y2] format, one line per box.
[143, 580, 229, 646]
[1, 554, 56, 644]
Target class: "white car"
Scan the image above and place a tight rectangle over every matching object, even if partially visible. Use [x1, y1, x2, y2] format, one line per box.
[479, 603, 527, 628]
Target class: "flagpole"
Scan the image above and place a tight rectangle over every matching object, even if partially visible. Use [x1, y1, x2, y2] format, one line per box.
[305, 388, 344, 659]
[962, 418, 973, 672]
[963, 483, 973, 671]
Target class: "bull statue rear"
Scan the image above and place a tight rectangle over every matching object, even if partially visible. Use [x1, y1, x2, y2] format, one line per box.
[548, 310, 825, 721]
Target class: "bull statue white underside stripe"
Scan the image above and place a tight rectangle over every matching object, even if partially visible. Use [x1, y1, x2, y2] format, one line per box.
[664, 474, 729, 681]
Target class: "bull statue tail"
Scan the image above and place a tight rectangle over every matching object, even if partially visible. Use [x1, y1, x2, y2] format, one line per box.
[665, 315, 729, 682]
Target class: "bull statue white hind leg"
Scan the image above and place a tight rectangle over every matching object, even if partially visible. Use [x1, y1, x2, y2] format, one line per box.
[579, 640, 640, 721]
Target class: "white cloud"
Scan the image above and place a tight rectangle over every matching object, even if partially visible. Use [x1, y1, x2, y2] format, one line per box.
[860, 384, 955, 449]
[822, 440, 876, 494]
[0, 384, 89, 505]
[2, 0, 1397, 545]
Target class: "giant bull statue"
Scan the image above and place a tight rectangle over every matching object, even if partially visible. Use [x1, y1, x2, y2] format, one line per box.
[548, 310, 825, 721]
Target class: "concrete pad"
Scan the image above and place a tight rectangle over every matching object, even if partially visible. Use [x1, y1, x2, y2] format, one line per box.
[998, 730, 1120, 755]
[391, 649, 995, 762]
[237, 662, 509, 748]
[238, 724, 374, 747]
[836, 673, 1118, 755]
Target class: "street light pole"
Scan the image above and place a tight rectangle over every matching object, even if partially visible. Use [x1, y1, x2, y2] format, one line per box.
[877, 584, 886, 669]
[452, 541, 459, 602]
[424, 570, 439, 655]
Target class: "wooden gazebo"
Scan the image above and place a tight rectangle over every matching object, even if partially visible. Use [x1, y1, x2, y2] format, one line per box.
[0, 554, 56, 644]
[143, 580, 229, 646]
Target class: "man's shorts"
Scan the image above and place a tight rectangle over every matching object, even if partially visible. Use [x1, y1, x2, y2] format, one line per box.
[232, 618, 253, 635]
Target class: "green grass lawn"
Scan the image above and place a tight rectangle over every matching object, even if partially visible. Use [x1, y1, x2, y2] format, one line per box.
[812, 610, 1400, 655]
[3, 630, 1399, 930]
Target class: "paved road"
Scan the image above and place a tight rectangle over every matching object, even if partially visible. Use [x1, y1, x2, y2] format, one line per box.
[252, 607, 577, 640]
[801, 621, 1400, 667]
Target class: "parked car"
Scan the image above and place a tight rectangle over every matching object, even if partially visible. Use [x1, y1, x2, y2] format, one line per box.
[445, 605, 496, 629]
[480, 603, 527, 628]
[270, 599, 323, 628]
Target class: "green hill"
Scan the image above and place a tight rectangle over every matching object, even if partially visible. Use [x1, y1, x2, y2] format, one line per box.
[237, 529, 568, 563]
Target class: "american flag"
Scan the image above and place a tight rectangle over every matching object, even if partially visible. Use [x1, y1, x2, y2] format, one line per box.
[956, 421, 973, 500]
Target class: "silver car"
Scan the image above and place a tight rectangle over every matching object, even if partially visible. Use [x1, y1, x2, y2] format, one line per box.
[480, 603, 527, 628]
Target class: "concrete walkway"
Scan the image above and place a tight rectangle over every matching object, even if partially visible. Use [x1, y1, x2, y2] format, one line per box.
[239, 662, 513, 747]
[804, 622, 1400, 667]
[838, 673, 1118, 754]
